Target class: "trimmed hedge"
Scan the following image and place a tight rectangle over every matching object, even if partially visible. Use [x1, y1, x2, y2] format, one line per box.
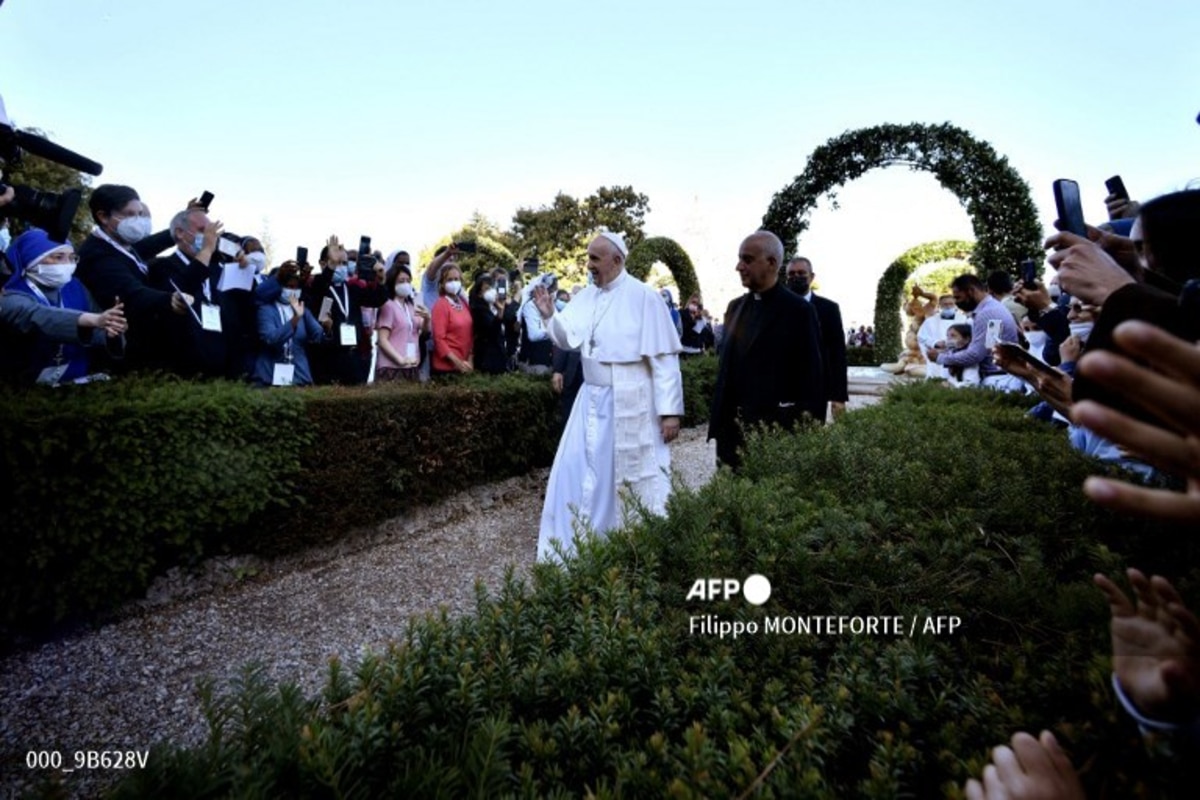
[107, 383, 1200, 798]
[2, 361, 718, 644]
[846, 346, 880, 367]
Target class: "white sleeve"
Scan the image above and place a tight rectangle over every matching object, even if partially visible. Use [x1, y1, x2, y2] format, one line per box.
[648, 353, 684, 417]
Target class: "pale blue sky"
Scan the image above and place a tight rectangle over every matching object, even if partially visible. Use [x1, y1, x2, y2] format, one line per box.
[3, 0, 1198, 322]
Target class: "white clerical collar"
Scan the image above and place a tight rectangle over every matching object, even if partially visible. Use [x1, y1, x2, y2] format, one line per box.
[599, 269, 628, 292]
[804, 290, 814, 302]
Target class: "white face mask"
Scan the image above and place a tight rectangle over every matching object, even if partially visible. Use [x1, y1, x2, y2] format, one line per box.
[0, 227, 10, 251]
[483, 288, 498, 304]
[1048, 284, 1062, 300]
[1025, 330, 1049, 354]
[28, 262, 76, 289]
[395, 282, 414, 299]
[444, 280, 462, 296]
[245, 252, 267, 273]
[115, 215, 152, 244]
[1068, 322, 1093, 343]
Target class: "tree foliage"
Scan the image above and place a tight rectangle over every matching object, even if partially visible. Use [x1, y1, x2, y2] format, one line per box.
[2, 127, 95, 244]
[419, 214, 519, 283]
[506, 186, 651, 286]
[760, 122, 1042, 278]
[626, 236, 701, 304]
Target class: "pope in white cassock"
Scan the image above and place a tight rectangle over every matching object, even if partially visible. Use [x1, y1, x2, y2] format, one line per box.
[531, 231, 684, 561]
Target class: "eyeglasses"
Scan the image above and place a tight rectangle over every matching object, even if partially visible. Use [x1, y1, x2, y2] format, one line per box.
[40, 252, 79, 264]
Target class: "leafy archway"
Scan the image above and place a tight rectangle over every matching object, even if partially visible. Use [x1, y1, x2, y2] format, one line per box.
[874, 240, 975, 360]
[626, 237, 701, 304]
[760, 122, 1041, 279]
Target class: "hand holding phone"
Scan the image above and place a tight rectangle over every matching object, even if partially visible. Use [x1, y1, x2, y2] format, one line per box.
[1021, 259, 1038, 289]
[198, 190, 214, 211]
[296, 246, 308, 266]
[1053, 179, 1087, 237]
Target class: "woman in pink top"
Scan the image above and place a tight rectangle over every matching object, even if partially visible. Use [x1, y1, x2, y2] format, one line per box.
[375, 260, 429, 382]
[430, 264, 473, 375]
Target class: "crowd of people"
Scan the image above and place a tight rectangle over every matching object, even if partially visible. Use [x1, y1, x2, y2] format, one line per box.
[0, 185, 723, 391]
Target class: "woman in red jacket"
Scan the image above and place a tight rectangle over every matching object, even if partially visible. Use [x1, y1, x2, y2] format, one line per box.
[430, 265, 473, 375]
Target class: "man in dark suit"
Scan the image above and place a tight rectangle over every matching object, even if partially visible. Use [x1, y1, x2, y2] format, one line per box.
[786, 257, 849, 420]
[708, 231, 826, 470]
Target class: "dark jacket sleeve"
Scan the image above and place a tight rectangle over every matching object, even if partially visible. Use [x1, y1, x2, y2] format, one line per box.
[77, 237, 173, 322]
[818, 297, 849, 402]
[796, 297, 827, 420]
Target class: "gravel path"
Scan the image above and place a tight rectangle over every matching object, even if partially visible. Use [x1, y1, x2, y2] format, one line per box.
[0, 427, 719, 797]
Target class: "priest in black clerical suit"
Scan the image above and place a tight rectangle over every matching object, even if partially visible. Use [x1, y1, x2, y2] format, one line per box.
[708, 231, 826, 470]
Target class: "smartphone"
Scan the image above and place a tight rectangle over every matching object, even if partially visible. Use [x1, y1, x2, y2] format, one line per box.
[198, 190, 214, 210]
[1104, 175, 1129, 202]
[996, 342, 1059, 376]
[453, 240, 478, 254]
[985, 319, 1002, 349]
[296, 246, 308, 265]
[1021, 259, 1038, 288]
[1052, 179, 1087, 237]
[358, 236, 371, 257]
[496, 276, 508, 296]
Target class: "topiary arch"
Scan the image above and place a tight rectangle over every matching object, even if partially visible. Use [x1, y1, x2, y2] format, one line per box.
[761, 122, 1042, 281]
[626, 237, 701, 304]
[874, 240, 975, 361]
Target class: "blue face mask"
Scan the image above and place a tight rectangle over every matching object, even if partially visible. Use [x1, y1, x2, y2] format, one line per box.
[192, 233, 205, 253]
[332, 265, 348, 285]
[555, 299, 567, 312]
[281, 287, 301, 303]
[940, 308, 956, 320]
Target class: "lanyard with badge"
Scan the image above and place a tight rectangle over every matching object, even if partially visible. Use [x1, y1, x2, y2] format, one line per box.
[330, 285, 356, 346]
[398, 299, 419, 362]
[272, 304, 296, 386]
[198, 271, 222, 333]
[27, 280, 72, 385]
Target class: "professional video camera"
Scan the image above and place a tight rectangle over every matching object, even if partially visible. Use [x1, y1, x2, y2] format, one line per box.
[0, 93, 104, 243]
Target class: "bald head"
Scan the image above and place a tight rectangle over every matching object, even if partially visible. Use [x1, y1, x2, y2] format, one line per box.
[737, 231, 784, 292]
[586, 234, 625, 288]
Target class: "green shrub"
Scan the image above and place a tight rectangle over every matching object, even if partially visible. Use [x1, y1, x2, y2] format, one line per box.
[0, 374, 559, 642]
[679, 353, 718, 427]
[2, 361, 718, 643]
[107, 382, 1200, 797]
[846, 346, 880, 366]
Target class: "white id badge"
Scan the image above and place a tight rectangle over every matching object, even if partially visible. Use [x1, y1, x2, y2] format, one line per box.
[37, 364, 70, 385]
[201, 303, 223, 332]
[272, 363, 296, 386]
[405, 342, 418, 361]
[339, 323, 357, 346]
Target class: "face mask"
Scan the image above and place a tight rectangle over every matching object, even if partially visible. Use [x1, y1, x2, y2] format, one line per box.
[483, 288, 498, 304]
[246, 252, 267, 272]
[0, 227, 10, 251]
[1068, 322, 1093, 343]
[116, 215, 152, 244]
[1025, 330, 1049, 353]
[1048, 284, 1062, 300]
[946, 339, 964, 352]
[939, 308, 956, 320]
[955, 297, 978, 313]
[555, 299, 567, 312]
[332, 265, 348, 285]
[28, 263, 76, 289]
[395, 282, 414, 299]
[281, 287, 302, 303]
[444, 280, 462, 295]
[191, 233, 205, 253]
[787, 277, 810, 295]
